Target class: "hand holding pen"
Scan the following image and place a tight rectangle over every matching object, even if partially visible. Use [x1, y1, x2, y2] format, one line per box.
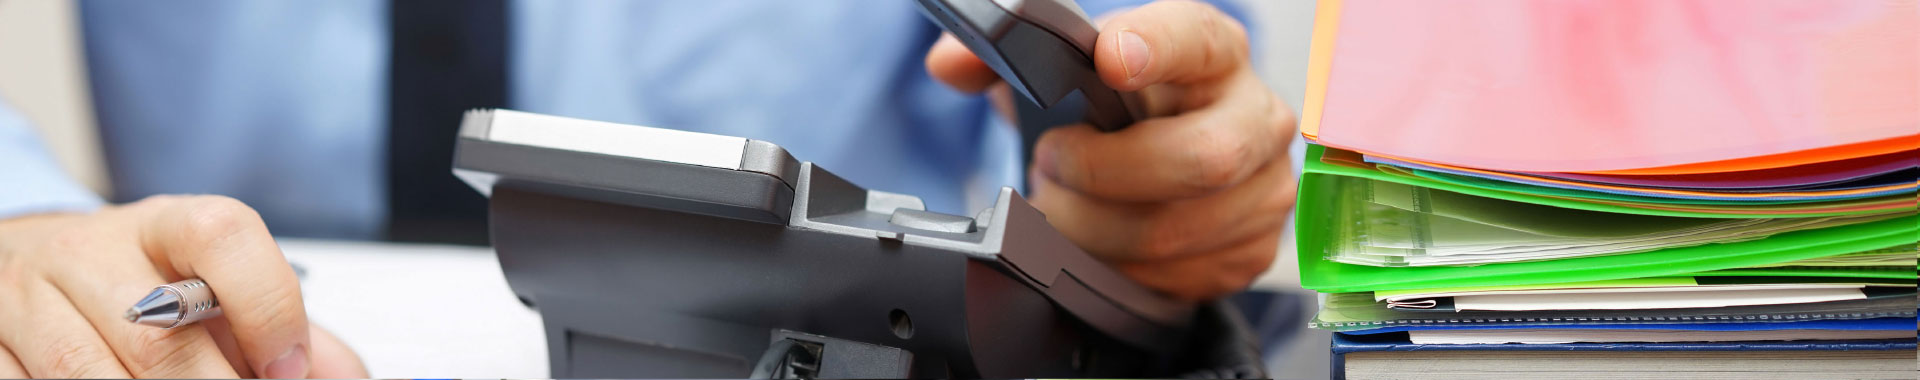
[0, 196, 362, 377]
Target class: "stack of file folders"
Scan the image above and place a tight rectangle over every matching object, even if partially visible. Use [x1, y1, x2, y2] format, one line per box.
[1296, 1, 1917, 378]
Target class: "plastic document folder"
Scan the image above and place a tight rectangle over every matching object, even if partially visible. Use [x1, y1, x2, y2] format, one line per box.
[1296, 167, 1918, 294]
[1301, 0, 1919, 173]
[1308, 145, 1916, 218]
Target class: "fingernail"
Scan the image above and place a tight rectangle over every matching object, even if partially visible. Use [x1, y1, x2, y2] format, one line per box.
[1035, 141, 1060, 176]
[1117, 29, 1150, 80]
[264, 344, 309, 379]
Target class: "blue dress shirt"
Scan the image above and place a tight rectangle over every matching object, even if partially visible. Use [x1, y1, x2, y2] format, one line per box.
[1, 0, 1244, 239]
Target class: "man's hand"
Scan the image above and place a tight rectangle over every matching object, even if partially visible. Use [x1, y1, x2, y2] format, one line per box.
[928, 0, 1296, 301]
[0, 195, 367, 378]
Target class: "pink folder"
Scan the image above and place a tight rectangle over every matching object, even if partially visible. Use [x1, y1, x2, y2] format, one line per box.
[1309, 0, 1919, 173]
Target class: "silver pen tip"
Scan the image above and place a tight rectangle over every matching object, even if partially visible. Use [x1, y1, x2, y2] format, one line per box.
[126, 287, 184, 328]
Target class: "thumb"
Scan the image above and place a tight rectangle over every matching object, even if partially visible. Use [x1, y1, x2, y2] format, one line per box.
[1094, 1, 1251, 91]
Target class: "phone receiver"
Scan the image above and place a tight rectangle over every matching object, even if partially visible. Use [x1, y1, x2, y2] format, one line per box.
[916, 0, 1149, 132]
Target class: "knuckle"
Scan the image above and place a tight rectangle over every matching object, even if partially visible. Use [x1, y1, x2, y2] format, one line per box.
[178, 196, 263, 246]
[1052, 134, 1099, 190]
[0, 258, 23, 289]
[1183, 130, 1250, 192]
[1267, 95, 1297, 125]
[130, 194, 192, 211]
[1135, 216, 1199, 260]
[6, 220, 102, 280]
[1240, 245, 1280, 278]
[1264, 181, 1299, 215]
[44, 223, 97, 255]
[1222, 239, 1281, 290]
[1192, 12, 1219, 68]
[236, 292, 303, 338]
[122, 329, 207, 375]
[39, 337, 119, 378]
[1222, 15, 1250, 58]
[1267, 97, 1297, 135]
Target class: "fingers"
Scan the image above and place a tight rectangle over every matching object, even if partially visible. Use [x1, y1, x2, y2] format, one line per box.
[126, 195, 311, 379]
[926, 34, 1002, 93]
[201, 321, 370, 378]
[0, 280, 133, 378]
[1031, 150, 1296, 261]
[40, 238, 239, 378]
[308, 324, 370, 378]
[1115, 231, 1280, 301]
[1094, 0, 1251, 91]
[201, 318, 256, 377]
[1034, 76, 1294, 200]
[0, 341, 25, 378]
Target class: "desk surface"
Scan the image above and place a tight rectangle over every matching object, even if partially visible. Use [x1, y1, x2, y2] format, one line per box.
[285, 239, 548, 378]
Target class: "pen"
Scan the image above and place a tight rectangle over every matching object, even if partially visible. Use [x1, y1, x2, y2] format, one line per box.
[125, 279, 222, 329]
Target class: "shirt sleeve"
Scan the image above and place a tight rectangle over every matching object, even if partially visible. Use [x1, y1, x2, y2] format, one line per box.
[0, 101, 104, 219]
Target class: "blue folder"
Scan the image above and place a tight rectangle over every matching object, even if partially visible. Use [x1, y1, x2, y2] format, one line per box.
[1339, 317, 1916, 335]
[1331, 332, 1918, 380]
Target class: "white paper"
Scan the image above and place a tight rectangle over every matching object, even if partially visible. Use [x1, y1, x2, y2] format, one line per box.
[1450, 287, 1866, 311]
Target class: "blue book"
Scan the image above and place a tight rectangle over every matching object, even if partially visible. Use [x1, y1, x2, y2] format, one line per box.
[1331, 332, 1917, 379]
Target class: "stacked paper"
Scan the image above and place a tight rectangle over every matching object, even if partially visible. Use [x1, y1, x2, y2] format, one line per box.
[1295, 0, 1918, 352]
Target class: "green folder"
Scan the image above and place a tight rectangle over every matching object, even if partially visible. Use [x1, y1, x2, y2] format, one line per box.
[1305, 144, 1915, 218]
[1296, 168, 1920, 293]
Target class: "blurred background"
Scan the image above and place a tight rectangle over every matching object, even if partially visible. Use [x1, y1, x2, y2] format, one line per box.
[0, 0, 1328, 378]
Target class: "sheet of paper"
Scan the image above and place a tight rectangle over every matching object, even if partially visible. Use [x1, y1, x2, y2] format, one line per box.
[1373, 277, 1697, 301]
[1379, 283, 1885, 303]
[1450, 287, 1864, 311]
